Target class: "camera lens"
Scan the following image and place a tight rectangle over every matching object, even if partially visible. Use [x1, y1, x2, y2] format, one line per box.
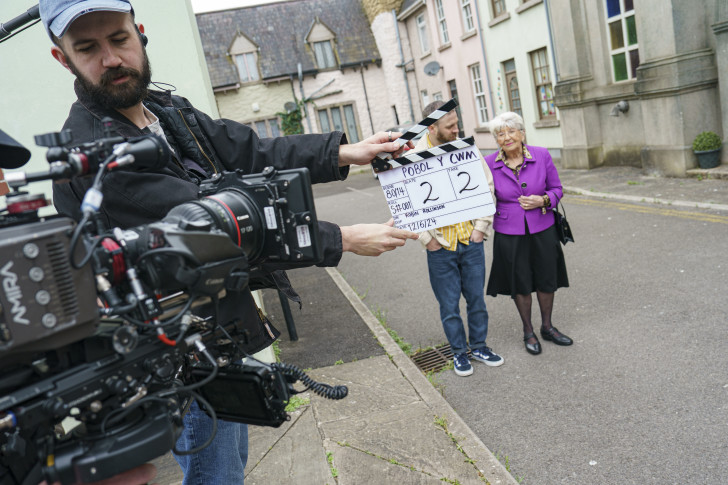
[165, 188, 264, 264]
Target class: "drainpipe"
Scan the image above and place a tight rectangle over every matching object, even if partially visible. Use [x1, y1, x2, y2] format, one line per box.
[394, 9, 415, 123]
[543, 0, 560, 82]
[360, 62, 376, 135]
[473, 0, 495, 117]
[298, 62, 313, 133]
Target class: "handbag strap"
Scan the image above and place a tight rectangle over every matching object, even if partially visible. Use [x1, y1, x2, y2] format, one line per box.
[556, 201, 567, 217]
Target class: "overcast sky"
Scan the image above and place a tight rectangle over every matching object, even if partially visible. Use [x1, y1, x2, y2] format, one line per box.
[190, 0, 280, 13]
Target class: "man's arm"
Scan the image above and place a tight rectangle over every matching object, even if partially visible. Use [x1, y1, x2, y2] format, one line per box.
[340, 219, 418, 256]
[192, 105, 410, 184]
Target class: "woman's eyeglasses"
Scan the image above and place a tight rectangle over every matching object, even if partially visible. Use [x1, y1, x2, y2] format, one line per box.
[496, 129, 521, 139]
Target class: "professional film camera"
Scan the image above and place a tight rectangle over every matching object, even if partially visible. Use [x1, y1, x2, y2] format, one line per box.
[0, 127, 347, 485]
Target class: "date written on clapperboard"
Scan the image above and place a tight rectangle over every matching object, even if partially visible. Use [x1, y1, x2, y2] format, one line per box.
[377, 138, 495, 232]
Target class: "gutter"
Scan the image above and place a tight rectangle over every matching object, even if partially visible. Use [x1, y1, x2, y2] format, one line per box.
[397, 0, 426, 20]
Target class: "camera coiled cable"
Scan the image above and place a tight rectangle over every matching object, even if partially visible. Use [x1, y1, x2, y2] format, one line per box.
[273, 363, 349, 401]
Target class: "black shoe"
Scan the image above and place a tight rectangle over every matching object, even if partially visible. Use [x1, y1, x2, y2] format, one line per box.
[540, 326, 573, 346]
[523, 333, 541, 355]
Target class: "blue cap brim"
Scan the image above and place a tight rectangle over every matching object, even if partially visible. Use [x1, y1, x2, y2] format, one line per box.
[49, 0, 132, 38]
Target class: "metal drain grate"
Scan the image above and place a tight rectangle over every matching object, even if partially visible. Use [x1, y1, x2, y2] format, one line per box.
[411, 344, 465, 373]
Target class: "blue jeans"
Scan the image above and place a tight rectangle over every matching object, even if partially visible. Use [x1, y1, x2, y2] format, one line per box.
[173, 400, 248, 485]
[426, 241, 489, 355]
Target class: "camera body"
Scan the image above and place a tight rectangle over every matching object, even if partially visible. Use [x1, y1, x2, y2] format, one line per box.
[0, 130, 324, 484]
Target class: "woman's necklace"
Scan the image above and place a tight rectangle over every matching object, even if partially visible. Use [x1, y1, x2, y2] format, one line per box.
[504, 155, 524, 176]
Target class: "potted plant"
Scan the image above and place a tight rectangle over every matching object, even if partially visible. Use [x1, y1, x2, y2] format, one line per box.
[692, 131, 723, 169]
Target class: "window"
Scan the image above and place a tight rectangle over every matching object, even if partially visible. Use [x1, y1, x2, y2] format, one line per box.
[249, 118, 281, 138]
[448, 80, 464, 136]
[234, 53, 259, 83]
[433, 92, 443, 101]
[313, 40, 337, 69]
[416, 13, 430, 54]
[421, 90, 430, 108]
[435, 0, 449, 44]
[318, 103, 361, 143]
[461, 0, 475, 32]
[503, 59, 522, 117]
[605, 0, 639, 82]
[530, 48, 556, 119]
[491, 0, 506, 17]
[469, 64, 488, 125]
[229, 34, 260, 83]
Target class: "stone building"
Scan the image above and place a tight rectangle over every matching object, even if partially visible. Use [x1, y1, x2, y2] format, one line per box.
[549, 0, 727, 175]
[196, 0, 404, 141]
[195, 0, 500, 151]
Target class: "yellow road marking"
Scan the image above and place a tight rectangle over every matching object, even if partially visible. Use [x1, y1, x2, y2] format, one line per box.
[567, 197, 728, 224]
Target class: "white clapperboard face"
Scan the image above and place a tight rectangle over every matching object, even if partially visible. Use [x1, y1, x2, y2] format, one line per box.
[377, 137, 496, 232]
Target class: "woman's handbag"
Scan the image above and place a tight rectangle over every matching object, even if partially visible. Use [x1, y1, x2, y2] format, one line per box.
[553, 203, 574, 245]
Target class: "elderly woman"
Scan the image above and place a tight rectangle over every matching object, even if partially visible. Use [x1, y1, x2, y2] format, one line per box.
[484, 112, 572, 355]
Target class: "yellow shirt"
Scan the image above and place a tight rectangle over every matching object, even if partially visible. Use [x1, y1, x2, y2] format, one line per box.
[426, 134, 473, 251]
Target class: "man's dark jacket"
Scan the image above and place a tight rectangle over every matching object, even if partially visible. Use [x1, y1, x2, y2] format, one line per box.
[53, 82, 349, 353]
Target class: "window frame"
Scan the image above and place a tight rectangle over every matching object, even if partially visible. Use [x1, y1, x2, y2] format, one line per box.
[313, 40, 337, 70]
[491, 0, 506, 18]
[502, 59, 522, 117]
[247, 117, 281, 138]
[317, 103, 362, 143]
[233, 51, 259, 84]
[461, 0, 475, 32]
[604, 0, 639, 82]
[529, 47, 556, 120]
[435, 0, 449, 44]
[469, 63, 488, 126]
[415, 12, 430, 55]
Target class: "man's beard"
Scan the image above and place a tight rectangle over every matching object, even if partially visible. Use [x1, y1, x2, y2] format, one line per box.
[68, 50, 152, 110]
[433, 130, 457, 145]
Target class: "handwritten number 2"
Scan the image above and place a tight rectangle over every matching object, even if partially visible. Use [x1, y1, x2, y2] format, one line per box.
[420, 181, 439, 204]
[457, 171, 479, 193]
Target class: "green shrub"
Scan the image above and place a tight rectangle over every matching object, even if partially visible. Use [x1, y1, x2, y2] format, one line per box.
[692, 131, 722, 152]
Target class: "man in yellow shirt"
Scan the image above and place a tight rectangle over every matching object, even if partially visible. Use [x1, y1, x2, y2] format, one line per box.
[415, 101, 502, 376]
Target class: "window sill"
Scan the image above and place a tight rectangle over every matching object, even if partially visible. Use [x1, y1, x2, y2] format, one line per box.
[516, 0, 543, 15]
[533, 118, 560, 129]
[438, 42, 452, 52]
[420, 51, 432, 61]
[474, 126, 492, 134]
[488, 12, 510, 28]
[460, 30, 477, 41]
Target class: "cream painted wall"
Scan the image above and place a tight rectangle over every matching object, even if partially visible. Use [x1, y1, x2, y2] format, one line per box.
[216, 82, 295, 124]
[477, 0, 562, 150]
[295, 65, 394, 139]
[0, 0, 217, 212]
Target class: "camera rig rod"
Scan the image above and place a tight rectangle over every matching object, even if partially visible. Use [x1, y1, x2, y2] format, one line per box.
[0, 5, 40, 41]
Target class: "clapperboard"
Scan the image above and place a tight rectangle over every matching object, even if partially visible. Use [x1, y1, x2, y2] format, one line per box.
[374, 100, 496, 232]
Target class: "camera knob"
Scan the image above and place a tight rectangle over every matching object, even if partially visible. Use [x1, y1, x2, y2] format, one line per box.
[150, 355, 176, 381]
[45, 399, 69, 419]
[262, 166, 276, 178]
[106, 377, 129, 395]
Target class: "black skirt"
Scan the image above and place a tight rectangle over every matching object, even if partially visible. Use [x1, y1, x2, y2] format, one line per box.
[486, 224, 569, 298]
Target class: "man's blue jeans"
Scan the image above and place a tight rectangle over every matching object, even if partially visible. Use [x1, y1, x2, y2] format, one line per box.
[173, 400, 248, 485]
[426, 240, 489, 355]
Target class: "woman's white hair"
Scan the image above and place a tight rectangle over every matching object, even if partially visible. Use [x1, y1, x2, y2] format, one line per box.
[488, 112, 525, 135]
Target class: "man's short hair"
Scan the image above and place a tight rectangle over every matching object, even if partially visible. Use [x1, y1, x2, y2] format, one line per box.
[422, 100, 447, 119]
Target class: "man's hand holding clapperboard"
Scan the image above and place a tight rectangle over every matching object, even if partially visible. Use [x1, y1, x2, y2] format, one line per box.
[372, 100, 495, 232]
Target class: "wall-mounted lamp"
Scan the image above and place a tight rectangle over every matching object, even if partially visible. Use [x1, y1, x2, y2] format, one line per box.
[610, 100, 629, 117]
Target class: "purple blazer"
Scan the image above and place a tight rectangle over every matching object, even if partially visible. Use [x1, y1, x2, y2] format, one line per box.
[484, 145, 563, 235]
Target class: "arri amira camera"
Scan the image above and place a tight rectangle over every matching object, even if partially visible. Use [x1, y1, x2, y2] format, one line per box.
[0, 126, 348, 485]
